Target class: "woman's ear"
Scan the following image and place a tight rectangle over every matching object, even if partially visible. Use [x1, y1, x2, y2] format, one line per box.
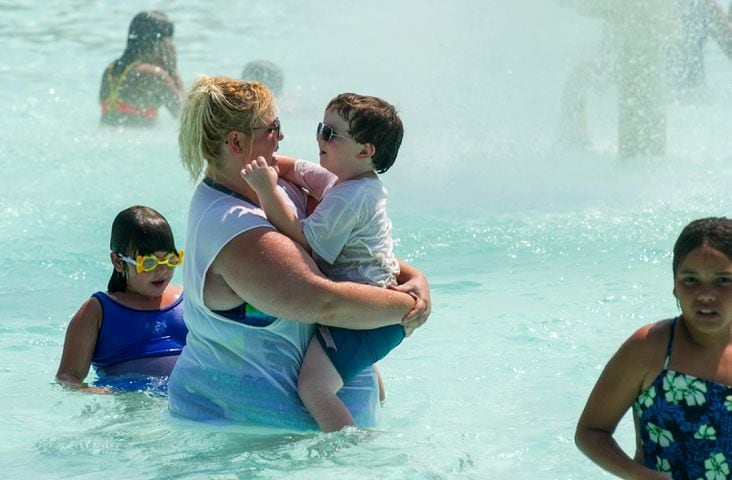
[225, 130, 241, 153]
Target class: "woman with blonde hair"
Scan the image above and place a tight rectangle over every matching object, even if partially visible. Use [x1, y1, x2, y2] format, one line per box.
[169, 75, 430, 431]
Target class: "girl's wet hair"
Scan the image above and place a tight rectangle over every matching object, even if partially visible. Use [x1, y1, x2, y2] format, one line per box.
[128, 10, 174, 44]
[178, 75, 274, 181]
[108, 205, 178, 292]
[113, 11, 174, 77]
[673, 217, 732, 275]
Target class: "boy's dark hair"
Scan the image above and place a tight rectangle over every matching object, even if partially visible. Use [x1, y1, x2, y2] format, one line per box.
[108, 205, 178, 292]
[327, 93, 404, 173]
[673, 217, 732, 276]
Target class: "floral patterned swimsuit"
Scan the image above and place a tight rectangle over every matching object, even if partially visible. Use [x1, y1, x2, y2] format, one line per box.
[634, 317, 732, 479]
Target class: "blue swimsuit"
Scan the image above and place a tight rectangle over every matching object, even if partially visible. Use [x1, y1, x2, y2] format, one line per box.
[91, 291, 187, 376]
[633, 317, 732, 479]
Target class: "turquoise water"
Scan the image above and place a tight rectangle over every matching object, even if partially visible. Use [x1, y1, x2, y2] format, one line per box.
[2, 1, 732, 478]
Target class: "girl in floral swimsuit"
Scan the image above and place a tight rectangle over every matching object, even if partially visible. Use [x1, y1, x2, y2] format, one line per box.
[576, 217, 732, 479]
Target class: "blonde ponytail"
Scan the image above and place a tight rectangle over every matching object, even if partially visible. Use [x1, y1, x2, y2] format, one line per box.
[178, 75, 275, 182]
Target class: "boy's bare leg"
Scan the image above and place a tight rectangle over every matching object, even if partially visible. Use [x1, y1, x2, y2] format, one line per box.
[298, 337, 355, 432]
[373, 364, 386, 406]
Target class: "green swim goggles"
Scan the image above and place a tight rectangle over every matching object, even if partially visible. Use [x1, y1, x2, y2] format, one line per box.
[116, 250, 184, 273]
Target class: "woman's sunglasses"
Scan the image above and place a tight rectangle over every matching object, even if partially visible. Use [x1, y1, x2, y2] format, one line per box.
[117, 250, 184, 273]
[225, 118, 280, 145]
[252, 117, 281, 136]
[316, 122, 350, 142]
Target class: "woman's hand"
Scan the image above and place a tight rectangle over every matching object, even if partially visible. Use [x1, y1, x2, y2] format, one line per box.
[391, 263, 431, 336]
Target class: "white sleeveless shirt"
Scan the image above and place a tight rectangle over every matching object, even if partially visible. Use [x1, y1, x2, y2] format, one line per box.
[167, 180, 380, 431]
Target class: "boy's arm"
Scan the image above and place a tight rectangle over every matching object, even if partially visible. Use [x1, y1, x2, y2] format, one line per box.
[241, 157, 311, 251]
[273, 154, 299, 184]
[274, 154, 337, 201]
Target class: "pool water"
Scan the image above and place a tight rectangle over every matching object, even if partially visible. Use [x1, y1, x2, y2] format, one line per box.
[2, 0, 732, 478]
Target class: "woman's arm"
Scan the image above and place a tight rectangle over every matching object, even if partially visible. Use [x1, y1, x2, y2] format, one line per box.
[134, 62, 183, 117]
[99, 64, 113, 103]
[273, 155, 298, 184]
[210, 227, 414, 329]
[575, 324, 667, 479]
[56, 297, 109, 393]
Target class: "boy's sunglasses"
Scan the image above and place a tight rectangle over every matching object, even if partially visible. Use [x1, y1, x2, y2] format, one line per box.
[117, 250, 184, 273]
[316, 122, 350, 142]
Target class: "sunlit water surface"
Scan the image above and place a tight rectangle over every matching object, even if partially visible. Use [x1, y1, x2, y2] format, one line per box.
[1, 1, 732, 478]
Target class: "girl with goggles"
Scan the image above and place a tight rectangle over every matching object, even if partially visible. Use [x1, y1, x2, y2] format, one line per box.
[116, 250, 184, 273]
[56, 205, 187, 394]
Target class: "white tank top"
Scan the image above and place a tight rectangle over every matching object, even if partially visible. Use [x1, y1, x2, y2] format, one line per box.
[167, 179, 380, 431]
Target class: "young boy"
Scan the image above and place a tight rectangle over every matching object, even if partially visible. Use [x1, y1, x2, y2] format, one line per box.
[241, 92, 409, 432]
